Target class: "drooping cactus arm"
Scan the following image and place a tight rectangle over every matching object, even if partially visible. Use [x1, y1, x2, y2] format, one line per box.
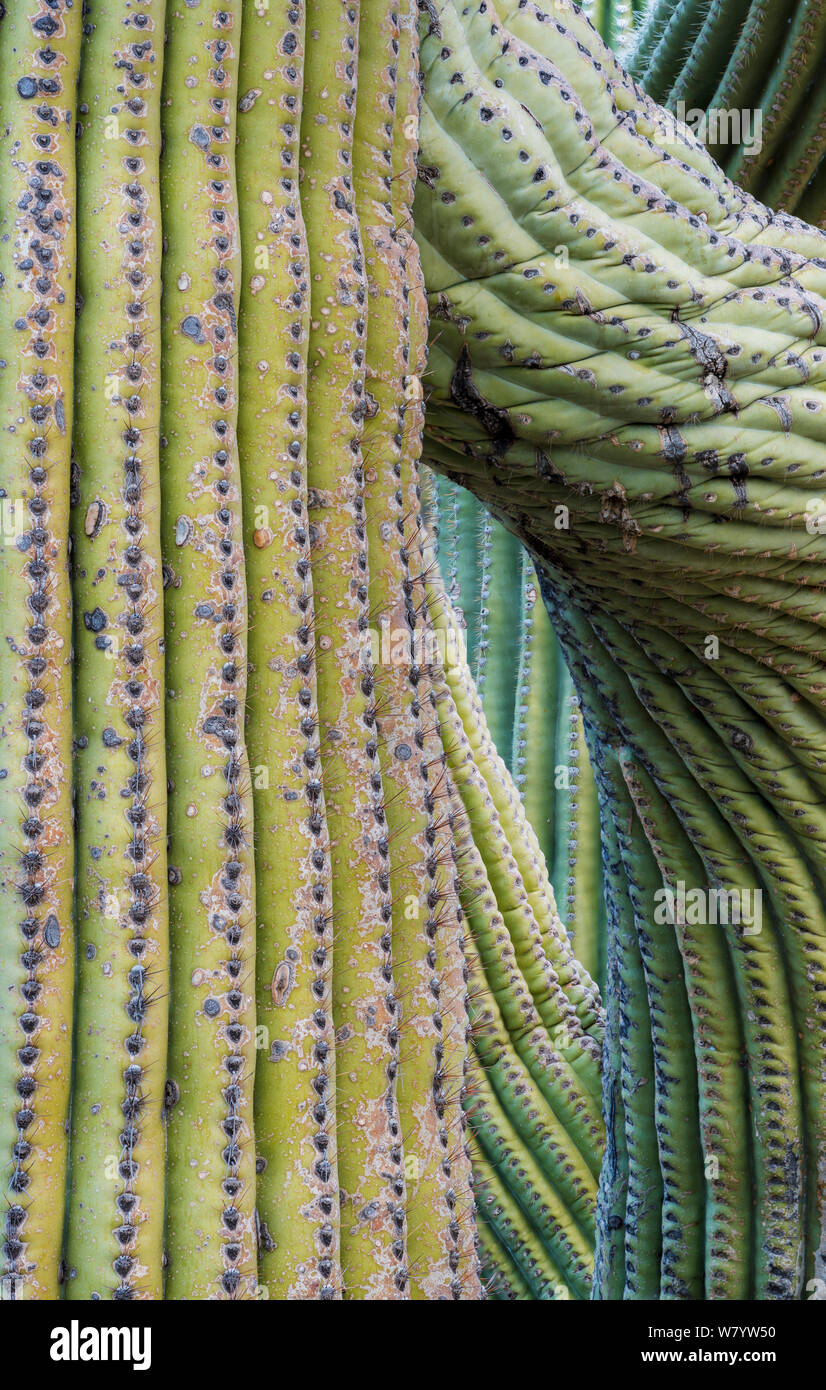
[0, 0, 81, 1302]
[66, 0, 169, 1303]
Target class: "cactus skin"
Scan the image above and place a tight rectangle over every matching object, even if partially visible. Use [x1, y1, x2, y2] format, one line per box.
[160, 2, 258, 1300]
[237, 1, 342, 1301]
[0, 0, 81, 1302]
[66, 0, 169, 1303]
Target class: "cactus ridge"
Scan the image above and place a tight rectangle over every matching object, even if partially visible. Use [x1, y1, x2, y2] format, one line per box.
[237, 0, 342, 1303]
[355, 0, 458, 1299]
[65, 0, 170, 1304]
[159, 0, 258, 1300]
[300, 0, 410, 1299]
[0, 0, 82, 1301]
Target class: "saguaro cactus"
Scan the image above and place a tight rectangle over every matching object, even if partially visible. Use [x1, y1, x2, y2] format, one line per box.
[25, 0, 826, 1305]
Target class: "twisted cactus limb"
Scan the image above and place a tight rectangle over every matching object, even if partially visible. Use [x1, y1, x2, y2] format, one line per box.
[417, 0, 826, 1297]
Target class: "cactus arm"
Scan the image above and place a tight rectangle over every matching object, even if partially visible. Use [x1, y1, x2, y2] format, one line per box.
[159, 1, 258, 1300]
[598, 758, 663, 1300]
[236, 0, 342, 1301]
[465, 930, 598, 1233]
[65, 0, 168, 1303]
[612, 769, 705, 1300]
[551, 577, 804, 1297]
[618, 750, 752, 1301]
[439, 694, 604, 1168]
[0, 0, 81, 1301]
[728, 0, 826, 189]
[666, 0, 752, 112]
[548, 579, 756, 1300]
[418, 0, 826, 1301]
[301, 0, 406, 1298]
